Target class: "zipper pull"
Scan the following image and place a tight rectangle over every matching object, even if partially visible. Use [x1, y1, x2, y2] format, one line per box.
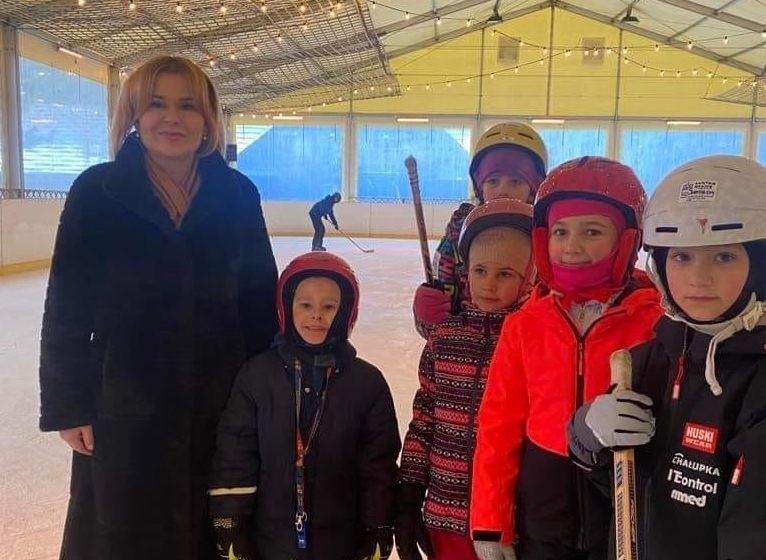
[731, 455, 745, 486]
[672, 355, 685, 401]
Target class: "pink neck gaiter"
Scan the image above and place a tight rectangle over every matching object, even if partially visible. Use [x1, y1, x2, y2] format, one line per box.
[547, 199, 626, 293]
[551, 251, 618, 292]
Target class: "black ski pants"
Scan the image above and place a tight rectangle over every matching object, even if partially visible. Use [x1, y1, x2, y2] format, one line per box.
[310, 212, 325, 249]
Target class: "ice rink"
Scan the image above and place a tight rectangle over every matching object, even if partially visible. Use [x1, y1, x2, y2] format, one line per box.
[0, 236, 432, 559]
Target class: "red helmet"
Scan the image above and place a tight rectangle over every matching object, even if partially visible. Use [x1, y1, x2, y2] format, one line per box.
[458, 198, 534, 262]
[276, 252, 360, 338]
[532, 156, 647, 289]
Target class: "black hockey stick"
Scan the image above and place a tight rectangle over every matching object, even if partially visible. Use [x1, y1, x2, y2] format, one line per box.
[335, 225, 375, 253]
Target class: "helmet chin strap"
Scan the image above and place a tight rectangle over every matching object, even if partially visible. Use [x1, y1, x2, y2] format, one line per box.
[647, 252, 766, 396]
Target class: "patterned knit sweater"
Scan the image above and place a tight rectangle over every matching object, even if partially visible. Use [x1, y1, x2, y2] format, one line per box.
[400, 304, 513, 536]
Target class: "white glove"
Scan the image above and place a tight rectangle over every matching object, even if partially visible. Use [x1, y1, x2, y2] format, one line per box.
[473, 540, 517, 560]
[585, 390, 655, 448]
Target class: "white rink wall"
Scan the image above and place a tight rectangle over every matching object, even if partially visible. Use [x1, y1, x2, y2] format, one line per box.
[262, 200, 459, 238]
[0, 199, 64, 269]
[0, 199, 458, 271]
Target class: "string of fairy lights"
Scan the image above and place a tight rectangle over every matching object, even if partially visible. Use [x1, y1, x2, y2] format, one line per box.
[69, 0, 764, 114]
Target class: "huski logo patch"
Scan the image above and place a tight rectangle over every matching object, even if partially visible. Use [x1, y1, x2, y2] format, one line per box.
[682, 422, 718, 454]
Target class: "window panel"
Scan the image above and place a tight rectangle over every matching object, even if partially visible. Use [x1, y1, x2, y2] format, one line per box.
[20, 57, 108, 190]
[235, 123, 343, 201]
[356, 124, 471, 201]
[619, 126, 744, 194]
[537, 125, 608, 169]
[758, 131, 766, 165]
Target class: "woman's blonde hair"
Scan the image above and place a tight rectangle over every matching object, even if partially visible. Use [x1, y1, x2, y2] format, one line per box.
[110, 56, 226, 157]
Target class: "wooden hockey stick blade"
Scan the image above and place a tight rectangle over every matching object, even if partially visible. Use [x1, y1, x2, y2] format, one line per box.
[611, 349, 639, 560]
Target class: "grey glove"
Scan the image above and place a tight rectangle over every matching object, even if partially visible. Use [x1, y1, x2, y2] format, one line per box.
[585, 389, 655, 449]
[473, 541, 517, 560]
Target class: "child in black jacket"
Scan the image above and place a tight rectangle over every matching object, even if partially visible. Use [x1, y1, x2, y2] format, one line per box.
[568, 155, 766, 560]
[209, 252, 401, 560]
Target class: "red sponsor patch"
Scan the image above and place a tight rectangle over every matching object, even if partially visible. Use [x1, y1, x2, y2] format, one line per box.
[682, 422, 718, 454]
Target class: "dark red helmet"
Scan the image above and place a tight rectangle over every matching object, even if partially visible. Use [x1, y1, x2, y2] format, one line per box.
[458, 198, 534, 262]
[276, 252, 360, 339]
[532, 156, 647, 289]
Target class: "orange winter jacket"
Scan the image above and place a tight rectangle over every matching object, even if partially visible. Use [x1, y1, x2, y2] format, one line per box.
[470, 275, 662, 545]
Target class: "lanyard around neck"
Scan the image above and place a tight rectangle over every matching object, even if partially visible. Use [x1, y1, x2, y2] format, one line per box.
[293, 358, 333, 548]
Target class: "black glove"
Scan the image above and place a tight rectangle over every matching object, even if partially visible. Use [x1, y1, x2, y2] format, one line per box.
[395, 482, 434, 560]
[212, 517, 252, 560]
[356, 525, 394, 559]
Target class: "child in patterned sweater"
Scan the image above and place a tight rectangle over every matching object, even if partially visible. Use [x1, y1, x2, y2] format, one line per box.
[396, 199, 536, 560]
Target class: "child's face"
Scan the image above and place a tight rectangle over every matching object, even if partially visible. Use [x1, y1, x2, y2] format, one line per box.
[548, 214, 618, 266]
[468, 228, 531, 312]
[665, 244, 750, 322]
[292, 277, 341, 345]
[481, 175, 532, 203]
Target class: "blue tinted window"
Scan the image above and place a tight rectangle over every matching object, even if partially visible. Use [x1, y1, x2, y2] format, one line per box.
[758, 132, 766, 165]
[20, 58, 108, 190]
[620, 127, 743, 194]
[357, 125, 471, 201]
[235, 123, 343, 201]
[538, 126, 608, 169]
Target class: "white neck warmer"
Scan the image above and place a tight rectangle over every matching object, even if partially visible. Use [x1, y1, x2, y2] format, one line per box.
[667, 294, 766, 396]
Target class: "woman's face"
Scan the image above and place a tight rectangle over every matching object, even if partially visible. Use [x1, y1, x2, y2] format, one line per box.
[137, 72, 206, 164]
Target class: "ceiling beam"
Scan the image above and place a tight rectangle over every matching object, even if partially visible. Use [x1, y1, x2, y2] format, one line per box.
[16, 27, 112, 65]
[113, 19, 265, 66]
[727, 39, 766, 59]
[375, 0, 498, 38]
[209, 32, 377, 83]
[385, 1, 553, 59]
[555, 1, 761, 75]
[668, 18, 706, 40]
[652, 0, 766, 33]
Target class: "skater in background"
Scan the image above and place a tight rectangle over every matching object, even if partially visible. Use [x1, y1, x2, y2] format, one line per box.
[397, 199, 536, 560]
[38, 55, 279, 560]
[309, 191, 342, 251]
[470, 157, 663, 560]
[209, 252, 400, 560]
[568, 155, 766, 560]
[412, 122, 547, 337]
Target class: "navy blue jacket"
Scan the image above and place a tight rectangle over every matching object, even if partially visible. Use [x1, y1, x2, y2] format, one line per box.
[309, 195, 338, 227]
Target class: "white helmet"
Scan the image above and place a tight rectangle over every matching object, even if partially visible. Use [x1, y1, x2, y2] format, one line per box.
[644, 155, 766, 397]
[644, 155, 766, 249]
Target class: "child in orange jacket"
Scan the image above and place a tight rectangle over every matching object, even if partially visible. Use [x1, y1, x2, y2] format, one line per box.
[469, 157, 663, 560]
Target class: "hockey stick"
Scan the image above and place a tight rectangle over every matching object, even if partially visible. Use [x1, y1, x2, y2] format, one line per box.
[611, 349, 639, 560]
[335, 225, 375, 253]
[404, 155, 434, 284]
